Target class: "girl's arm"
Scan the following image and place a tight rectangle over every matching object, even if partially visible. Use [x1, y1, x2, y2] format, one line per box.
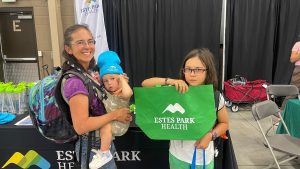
[142, 77, 168, 87]
[211, 106, 229, 137]
[142, 77, 188, 93]
[69, 94, 132, 135]
[194, 106, 229, 149]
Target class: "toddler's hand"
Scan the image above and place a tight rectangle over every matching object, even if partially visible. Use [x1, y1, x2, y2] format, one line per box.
[113, 88, 122, 96]
[92, 71, 101, 83]
[119, 74, 129, 83]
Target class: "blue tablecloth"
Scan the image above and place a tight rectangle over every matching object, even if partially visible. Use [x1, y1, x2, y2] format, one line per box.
[276, 99, 300, 138]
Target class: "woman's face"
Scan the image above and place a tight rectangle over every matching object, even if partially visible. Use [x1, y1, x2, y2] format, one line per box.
[64, 28, 95, 69]
[183, 56, 207, 86]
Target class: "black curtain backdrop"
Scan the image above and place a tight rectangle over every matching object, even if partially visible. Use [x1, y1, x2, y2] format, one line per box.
[102, 0, 157, 88]
[155, 0, 222, 80]
[226, 0, 300, 84]
[273, 0, 300, 83]
[102, 0, 222, 87]
[226, 0, 278, 83]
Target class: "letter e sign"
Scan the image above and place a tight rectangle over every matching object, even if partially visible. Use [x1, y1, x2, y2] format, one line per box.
[13, 20, 21, 32]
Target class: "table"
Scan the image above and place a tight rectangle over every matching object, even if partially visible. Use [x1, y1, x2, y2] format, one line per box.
[0, 114, 169, 169]
[276, 99, 300, 138]
[0, 114, 238, 169]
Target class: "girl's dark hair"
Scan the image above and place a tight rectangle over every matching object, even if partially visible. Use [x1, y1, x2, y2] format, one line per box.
[61, 24, 96, 72]
[179, 48, 218, 90]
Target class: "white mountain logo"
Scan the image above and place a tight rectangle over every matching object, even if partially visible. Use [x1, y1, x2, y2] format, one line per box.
[162, 103, 185, 114]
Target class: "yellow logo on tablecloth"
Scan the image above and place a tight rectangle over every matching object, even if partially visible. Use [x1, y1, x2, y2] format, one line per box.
[2, 150, 50, 169]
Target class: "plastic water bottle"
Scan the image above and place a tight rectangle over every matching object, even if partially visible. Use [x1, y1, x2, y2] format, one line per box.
[0, 83, 5, 113]
[1, 83, 11, 114]
[13, 86, 26, 114]
[17, 82, 28, 114]
[4, 85, 16, 114]
[27, 82, 36, 111]
[21, 86, 28, 114]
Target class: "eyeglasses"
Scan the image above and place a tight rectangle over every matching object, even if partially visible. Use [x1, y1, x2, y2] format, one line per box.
[182, 68, 207, 74]
[71, 39, 96, 47]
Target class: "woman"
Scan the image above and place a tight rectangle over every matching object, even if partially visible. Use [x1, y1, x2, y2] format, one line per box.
[142, 48, 229, 169]
[281, 35, 300, 110]
[289, 35, 300, 91]
[62, 24, 132, 168]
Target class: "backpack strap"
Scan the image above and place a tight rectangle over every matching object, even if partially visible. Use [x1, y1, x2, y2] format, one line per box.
[213, 90, 221, 127]
[214, 90, 220, 111]
[61, 71, 94, 104]
[213, 90, 228, 159]
[83, 72, 108, 100]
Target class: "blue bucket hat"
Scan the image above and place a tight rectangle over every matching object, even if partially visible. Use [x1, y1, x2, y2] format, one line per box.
[97, 51, 124, 80]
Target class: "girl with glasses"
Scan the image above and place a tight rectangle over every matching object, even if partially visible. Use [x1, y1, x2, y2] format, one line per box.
[141, 48, 229, 169]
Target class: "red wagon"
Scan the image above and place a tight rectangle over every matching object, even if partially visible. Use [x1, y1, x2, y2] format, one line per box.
[224, 79, 268, 112]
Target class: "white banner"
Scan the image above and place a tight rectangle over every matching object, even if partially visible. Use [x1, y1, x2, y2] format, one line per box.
[74, 0, 108, 62]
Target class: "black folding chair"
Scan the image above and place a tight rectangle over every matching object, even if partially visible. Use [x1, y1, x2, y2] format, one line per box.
[266, 85, 299, 135]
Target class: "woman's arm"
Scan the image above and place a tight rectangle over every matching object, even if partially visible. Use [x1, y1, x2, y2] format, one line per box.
[142, 77, 189, 93]
[290, 42, 300, 63]
[69, 94, 132, 135]
[194, 106, 229, 149]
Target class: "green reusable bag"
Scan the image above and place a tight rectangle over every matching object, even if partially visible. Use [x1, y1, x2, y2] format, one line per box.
[134, 85, 216, 140]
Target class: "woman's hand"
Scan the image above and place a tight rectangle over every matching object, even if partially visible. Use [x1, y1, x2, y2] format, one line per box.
[168, 79, 189, 93]
[112, 108, 132, 123]
[194, 132, 212, 149]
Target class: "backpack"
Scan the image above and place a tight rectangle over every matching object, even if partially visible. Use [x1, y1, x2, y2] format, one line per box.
[28, 70, 96, 144]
